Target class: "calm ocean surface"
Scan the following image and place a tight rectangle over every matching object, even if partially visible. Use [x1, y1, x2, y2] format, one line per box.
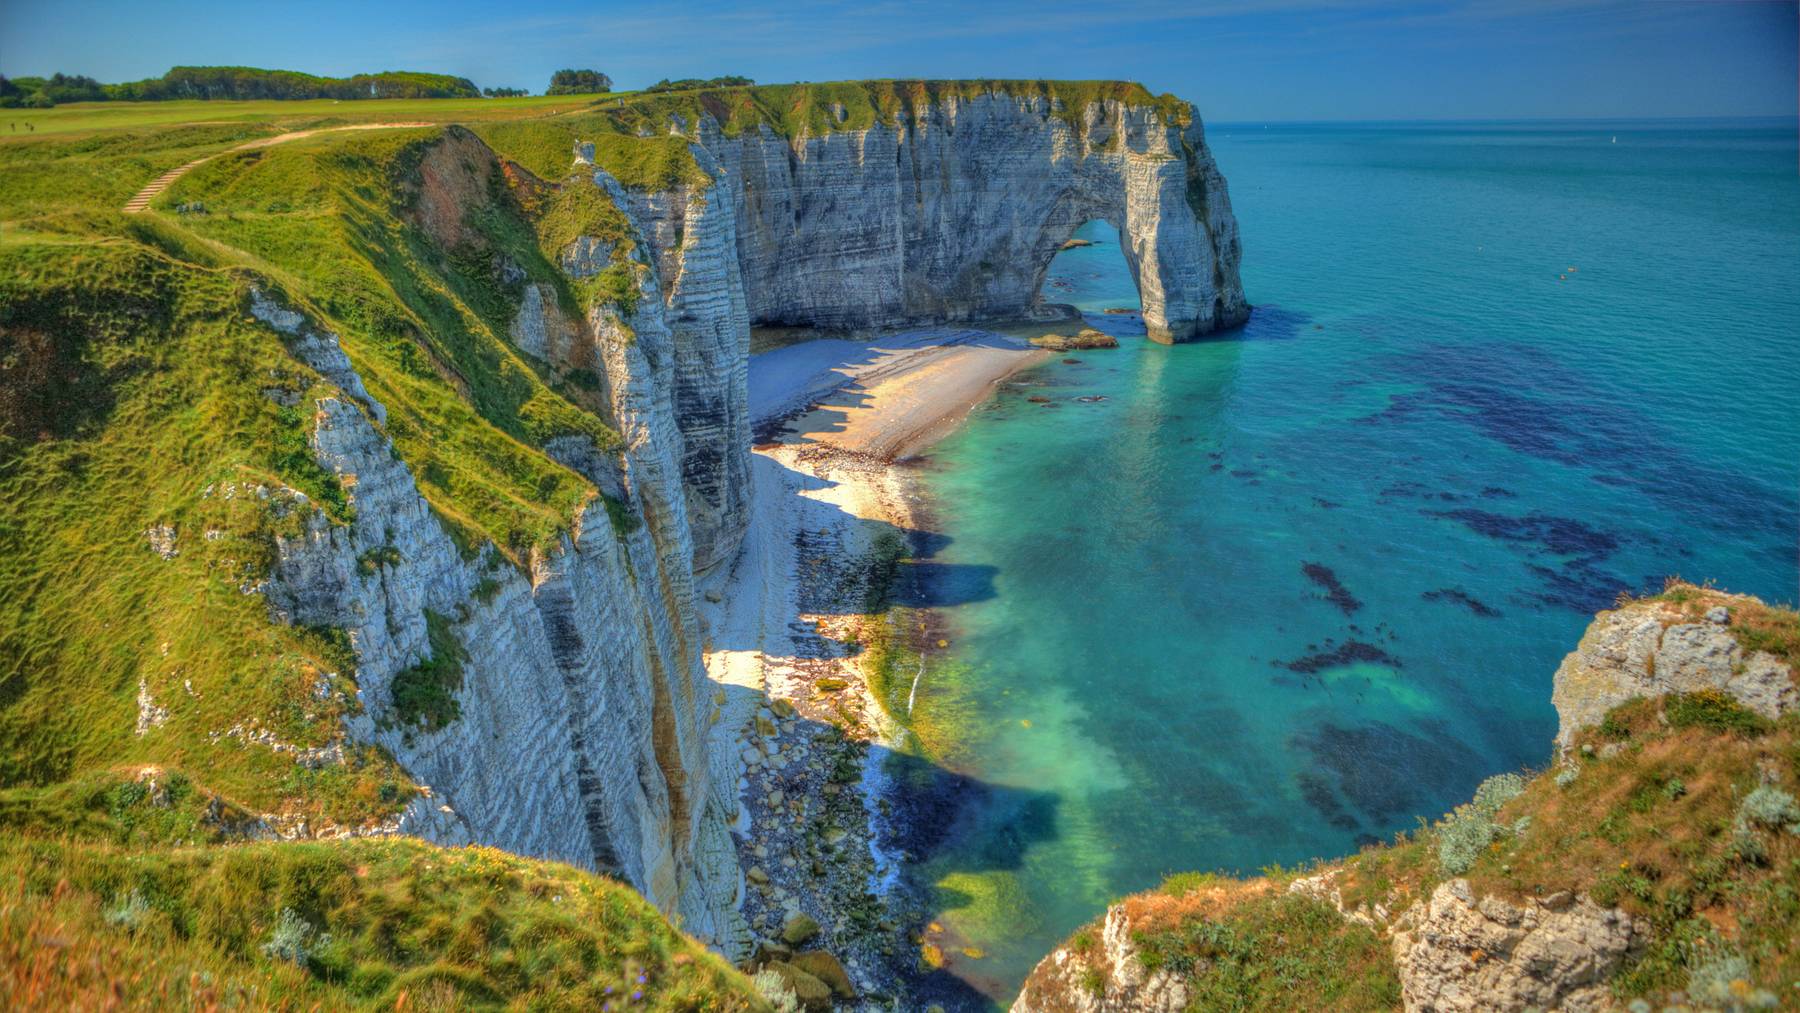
[895, 120, 1800, 1006]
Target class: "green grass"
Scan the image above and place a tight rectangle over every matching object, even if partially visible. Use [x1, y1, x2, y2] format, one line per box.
[1119, 889, 1400, 1010]
[0, 94, 609, 138]
[1663, 689, 1773, 736]
[0, 235, 410, 826]
[388, 611, 468, 734]
[0, 834, 769, 1010]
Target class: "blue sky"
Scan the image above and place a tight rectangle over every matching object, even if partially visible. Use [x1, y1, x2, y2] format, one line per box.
[3, 0, 1794, 121]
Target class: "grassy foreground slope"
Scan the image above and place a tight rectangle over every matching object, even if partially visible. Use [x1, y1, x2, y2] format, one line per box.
[2, 835, 766, 1010]
[1023, 584, 1800, 1010]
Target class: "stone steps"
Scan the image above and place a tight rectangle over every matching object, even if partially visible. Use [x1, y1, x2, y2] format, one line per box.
[121, 157, 211, 214]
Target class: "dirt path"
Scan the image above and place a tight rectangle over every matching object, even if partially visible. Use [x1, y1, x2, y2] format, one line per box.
[122, 122, 432, 214]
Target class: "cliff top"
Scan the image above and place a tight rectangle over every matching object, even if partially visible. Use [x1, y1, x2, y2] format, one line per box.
[593, 78, 1193, 136]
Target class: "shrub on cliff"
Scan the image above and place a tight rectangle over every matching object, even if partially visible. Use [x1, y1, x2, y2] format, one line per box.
[1435, 772, 1527, 876]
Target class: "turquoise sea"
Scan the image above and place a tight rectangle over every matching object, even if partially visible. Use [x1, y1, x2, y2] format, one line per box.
[893, 120, 1800, 1007]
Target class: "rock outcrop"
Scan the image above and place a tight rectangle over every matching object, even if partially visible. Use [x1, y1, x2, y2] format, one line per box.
[1013, 900, 1193, 1013]
[1390, 880, 1642, 1013]
[1551, 592, 1797, 749]
[690, 89, 1247, 343]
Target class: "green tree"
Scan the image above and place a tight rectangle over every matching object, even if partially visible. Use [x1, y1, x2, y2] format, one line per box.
[546, 69, 612, 95]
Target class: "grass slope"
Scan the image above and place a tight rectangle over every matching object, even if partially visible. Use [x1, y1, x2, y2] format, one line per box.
[1, 835, 768, 1010]
[1, 108, 638, 829]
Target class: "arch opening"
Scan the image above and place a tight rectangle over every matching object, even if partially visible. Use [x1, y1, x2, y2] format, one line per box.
[1036, 219, 1144, 326]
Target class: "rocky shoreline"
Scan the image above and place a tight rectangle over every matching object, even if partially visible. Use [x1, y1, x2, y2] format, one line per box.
[702, 323, 1060, 1009]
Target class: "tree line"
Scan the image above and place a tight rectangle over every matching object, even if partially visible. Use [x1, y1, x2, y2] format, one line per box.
[0, 66, 755, 108]
[0, 66, 483, 107]
[644, 76, 754, 93]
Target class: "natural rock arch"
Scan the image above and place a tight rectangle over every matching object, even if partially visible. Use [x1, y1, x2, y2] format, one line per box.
[689, 90, 1249, 342]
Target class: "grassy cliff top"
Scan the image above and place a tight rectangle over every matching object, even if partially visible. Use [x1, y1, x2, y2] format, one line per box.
[589, 78, 1192, 137]
[1, 79, 1188, 141]
[1, 834, 768, 1010]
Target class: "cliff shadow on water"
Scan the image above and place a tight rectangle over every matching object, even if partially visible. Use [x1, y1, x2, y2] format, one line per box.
[695, 441, 1049, 1010]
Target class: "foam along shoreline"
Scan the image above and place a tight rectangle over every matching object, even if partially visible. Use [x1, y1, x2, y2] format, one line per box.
[694, 325, 1049, 999]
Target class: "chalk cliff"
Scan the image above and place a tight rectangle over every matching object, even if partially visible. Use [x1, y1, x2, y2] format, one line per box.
[255, 130, 761, 957]
[689, 89, 1248, 343]
[246, 82, 1247, 966]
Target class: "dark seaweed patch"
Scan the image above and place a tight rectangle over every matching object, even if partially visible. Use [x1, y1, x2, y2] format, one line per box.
[1423, 508, 1632, 611]
[1292, 720, 1485, 825]
[1380, 482, 1465, 503]
[1527, 562, 1628, 613]
[1301, 562, 1363, 616]
[1422, 587, 1502, 618]
[1297, 770, 1360, 831]
[1426, 509, 1619, 557]
[1357, 340, 1794, 542]
[1275, 640, 1399, 674]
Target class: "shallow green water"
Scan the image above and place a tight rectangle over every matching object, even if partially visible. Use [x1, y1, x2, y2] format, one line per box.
[894, 120, 1800, 1007]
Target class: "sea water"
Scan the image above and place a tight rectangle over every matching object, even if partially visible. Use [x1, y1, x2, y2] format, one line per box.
[896, 120, 1800, 1006]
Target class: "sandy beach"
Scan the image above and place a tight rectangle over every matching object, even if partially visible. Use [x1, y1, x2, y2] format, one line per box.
[695, 326, 1048, 998]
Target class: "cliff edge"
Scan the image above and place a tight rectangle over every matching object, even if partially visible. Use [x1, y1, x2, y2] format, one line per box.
[1014, 583, 1800, 1012]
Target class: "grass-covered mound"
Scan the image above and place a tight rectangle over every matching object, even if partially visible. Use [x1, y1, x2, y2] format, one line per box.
[1106, 875, 1402, 1010]
[1, 835, 768, 1010]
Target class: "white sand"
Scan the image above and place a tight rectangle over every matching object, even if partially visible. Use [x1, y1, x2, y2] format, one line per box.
[749, 327, 1052, 461]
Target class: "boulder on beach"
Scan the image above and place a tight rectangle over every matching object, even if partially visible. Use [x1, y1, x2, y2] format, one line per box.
[1030, 328, 1119, 351]
[791, 950, 856, 998]
[781, 911, 821, 946]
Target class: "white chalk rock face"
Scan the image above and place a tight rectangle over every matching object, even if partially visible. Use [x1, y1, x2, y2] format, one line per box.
[261, 284, 751, 959]
[690, 92, 1248, 343]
